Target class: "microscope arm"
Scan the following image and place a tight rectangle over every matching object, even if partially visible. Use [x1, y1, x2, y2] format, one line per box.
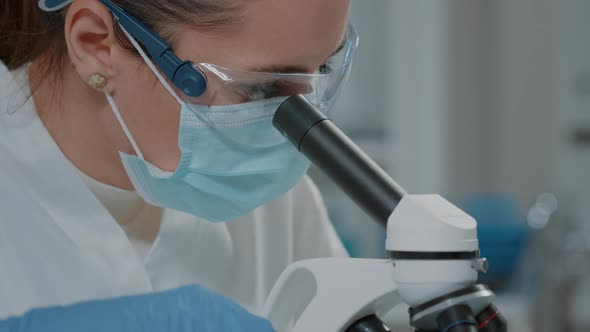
[262, 259, 401, 332]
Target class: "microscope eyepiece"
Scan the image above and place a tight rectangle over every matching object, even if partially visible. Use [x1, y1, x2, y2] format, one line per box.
[273, 95, 407, 225]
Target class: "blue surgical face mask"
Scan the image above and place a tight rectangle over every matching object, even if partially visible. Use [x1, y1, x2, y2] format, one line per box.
[105, 31, 311, 222]
[113, 100, 310, 222]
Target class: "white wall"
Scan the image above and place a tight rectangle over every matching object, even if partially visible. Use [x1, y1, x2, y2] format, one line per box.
[384, 0, 452, 195]
[493, 0, 555, 207]
[382, 0, 557, 209]
[553, 0, 590, 208]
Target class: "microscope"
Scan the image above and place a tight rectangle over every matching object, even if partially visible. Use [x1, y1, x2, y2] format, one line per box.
[262, 95, 507, 332]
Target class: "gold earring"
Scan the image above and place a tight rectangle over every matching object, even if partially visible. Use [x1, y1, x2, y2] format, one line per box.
[87, 74, 107, 89]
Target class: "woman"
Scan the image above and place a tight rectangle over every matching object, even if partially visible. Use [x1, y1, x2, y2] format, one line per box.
[0, 0, 356, 330]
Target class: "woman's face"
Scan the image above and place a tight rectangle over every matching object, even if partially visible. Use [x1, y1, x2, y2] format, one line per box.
[104, 0, 351, 172]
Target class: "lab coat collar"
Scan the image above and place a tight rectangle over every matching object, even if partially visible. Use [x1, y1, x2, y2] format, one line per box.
[0, 64, 154, 313]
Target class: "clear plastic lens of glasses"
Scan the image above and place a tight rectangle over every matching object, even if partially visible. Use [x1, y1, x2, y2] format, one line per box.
[178, 24, 358, 129]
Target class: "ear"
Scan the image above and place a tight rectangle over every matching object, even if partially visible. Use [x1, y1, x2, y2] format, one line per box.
[64, 0, 118, 92]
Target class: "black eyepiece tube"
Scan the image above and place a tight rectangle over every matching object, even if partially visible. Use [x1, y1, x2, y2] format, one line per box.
[273, 95, 407, 225]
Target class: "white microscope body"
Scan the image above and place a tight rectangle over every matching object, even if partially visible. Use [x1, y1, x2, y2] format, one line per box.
[262, 194, 486, 331]
[267, 95, 503, 332]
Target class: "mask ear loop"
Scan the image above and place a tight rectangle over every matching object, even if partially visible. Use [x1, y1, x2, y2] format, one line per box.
[105, 23, 189, 160]
[113, 24, 246, 148]
[106, 93, 144, 159]
[118, 25, 185, 105]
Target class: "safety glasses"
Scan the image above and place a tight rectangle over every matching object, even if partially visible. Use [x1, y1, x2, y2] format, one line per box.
[186, 24, 357, 111]
[100, 0, 357, 111]
[41, 0, 358, 117]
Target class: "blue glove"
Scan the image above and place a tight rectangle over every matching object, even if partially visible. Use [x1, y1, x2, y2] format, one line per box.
[0, 285, 275, 332]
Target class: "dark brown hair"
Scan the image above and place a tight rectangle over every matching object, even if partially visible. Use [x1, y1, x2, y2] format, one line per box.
[0, 0, 246, 71]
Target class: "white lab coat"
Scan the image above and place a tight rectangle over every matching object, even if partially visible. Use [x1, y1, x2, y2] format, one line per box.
[0, 63, 347, 319]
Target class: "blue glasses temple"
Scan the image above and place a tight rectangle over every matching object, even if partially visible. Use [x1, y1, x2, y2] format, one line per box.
[98, 0, 207, 97]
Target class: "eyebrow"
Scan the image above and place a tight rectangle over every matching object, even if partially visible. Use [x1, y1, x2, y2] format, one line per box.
[247, 38, 347, 74]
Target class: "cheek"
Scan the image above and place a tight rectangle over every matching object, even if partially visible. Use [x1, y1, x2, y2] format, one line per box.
[114, 62, 183, 172]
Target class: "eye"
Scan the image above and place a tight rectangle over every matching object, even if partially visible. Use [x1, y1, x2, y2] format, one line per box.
[239, 84, 282, 102]
[317, 62, 334, 75]
[316, 37, 349, 75]
[234, 80, 314, 103]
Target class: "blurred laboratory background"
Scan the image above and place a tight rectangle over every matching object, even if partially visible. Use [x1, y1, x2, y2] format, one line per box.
[310, 0, 590, 331]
